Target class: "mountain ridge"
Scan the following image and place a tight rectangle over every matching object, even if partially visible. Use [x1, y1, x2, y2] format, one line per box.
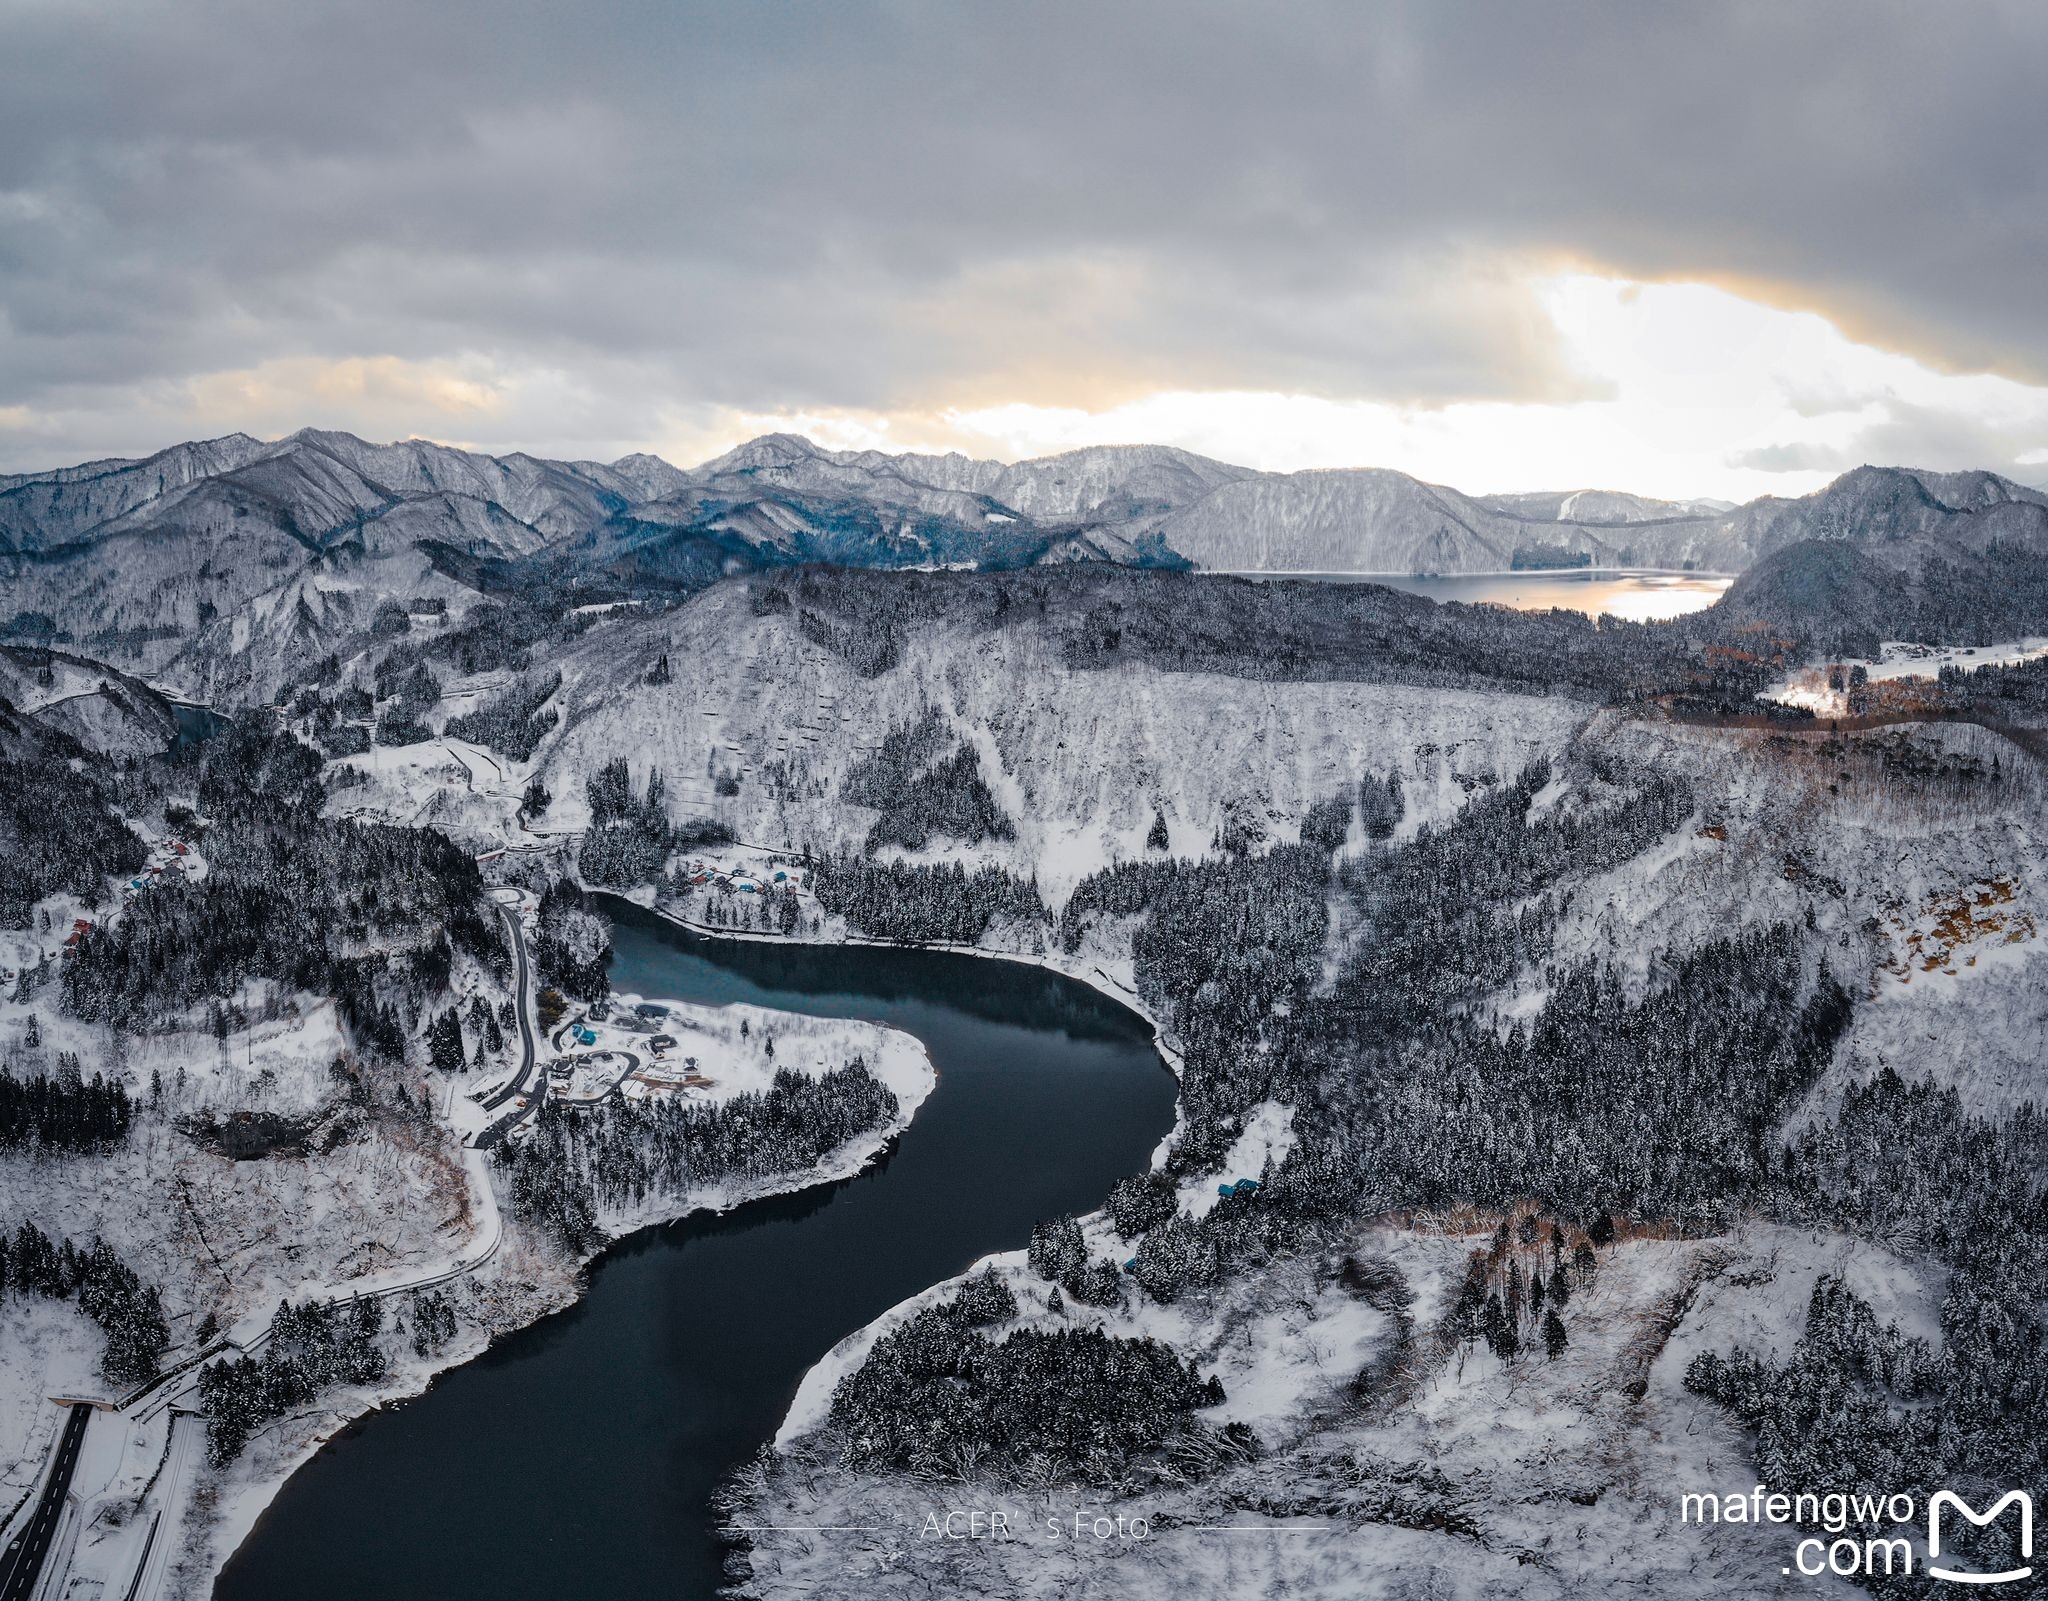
[8, 426, 2048, 700]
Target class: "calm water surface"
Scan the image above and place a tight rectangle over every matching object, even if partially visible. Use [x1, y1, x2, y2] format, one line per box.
[218, 901, 1175, 1600]
[1240, 567, 1732, 621]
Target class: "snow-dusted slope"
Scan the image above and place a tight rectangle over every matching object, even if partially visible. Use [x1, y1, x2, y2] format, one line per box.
[690, 435, 1248, 526]
[1143, 468, 1524, 572]
[0, 434, 271, 553]
[12, 427, 2048, 701]
[1480, 487, 1737, 523]
[517, 584, 1585, 906]
[954, 442, 1252, 521]
[0, 647, 178, 754]
[282, 429, 628, 540]
[1142, 468, 1771, 574]
[719, 688, 2048, 1601]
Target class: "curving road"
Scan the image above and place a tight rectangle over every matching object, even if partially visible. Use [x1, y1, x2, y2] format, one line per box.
[0, 1403, 90, 1601]
[112, 896, 540, 1597]
[477, 902, 537, 1114]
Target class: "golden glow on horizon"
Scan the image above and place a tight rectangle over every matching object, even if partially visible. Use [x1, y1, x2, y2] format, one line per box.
[11, 276, 2045, 500]
[651, 277, 2048, 501]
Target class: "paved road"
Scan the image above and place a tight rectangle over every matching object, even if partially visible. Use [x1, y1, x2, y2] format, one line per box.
[0, 1403, 90, 1601]
[124, 1412, 198, 1601]
[477, 902, 538, 1113]
[27, 897, 537, 1599]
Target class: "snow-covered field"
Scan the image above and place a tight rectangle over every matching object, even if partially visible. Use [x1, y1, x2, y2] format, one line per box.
[1759, 635, 2048, 716]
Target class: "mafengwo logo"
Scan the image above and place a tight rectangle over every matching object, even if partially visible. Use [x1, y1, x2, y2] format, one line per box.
[1682, 1486, 2032, 1583]
[1928, 1491, 2032, 1587]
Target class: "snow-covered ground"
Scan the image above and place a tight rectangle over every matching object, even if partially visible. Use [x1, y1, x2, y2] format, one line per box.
[1, 869, 936, 1601]
[316, 584, 1590, 909]
[540, 986, 936, 1236]
[15, 580, 2048, 1601]
[1177, 1100, 1293, 1221]
[1759, 635, 2048, 716]
[722, 704, 2047, 1601]
[741, 1218, 1882, 1600]
[527, 593, 1582, 903]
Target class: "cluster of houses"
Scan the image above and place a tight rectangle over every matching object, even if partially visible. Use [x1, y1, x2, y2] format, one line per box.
[54, 838, 197, 962]
[676, 859, 804, 897]
[117, 838, 194, 904]
[541, 1000, 722, 1107]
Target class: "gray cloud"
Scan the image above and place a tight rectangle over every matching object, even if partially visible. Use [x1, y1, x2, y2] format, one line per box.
[3, 0, 2047, 469]
[1731, 399, 2046, 483]
[1727, 441, 1853, 475]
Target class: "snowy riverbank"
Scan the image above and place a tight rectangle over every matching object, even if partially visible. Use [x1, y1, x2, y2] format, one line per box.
[51, 990, 939, 1601]
[615, 887, 1193, 1173]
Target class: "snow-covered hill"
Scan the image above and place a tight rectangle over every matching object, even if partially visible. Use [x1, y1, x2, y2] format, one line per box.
[0, 646, 178, 754]
[1479, 487, 1737, 523]
[530, 584, 1587, 906]
[11, 428, 2048, 704]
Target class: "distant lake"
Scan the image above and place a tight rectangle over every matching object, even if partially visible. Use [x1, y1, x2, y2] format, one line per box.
[1233, 568, 1733, 622]
[167, 700, 230, 751]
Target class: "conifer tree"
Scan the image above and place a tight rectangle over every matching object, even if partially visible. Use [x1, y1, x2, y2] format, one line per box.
[427, 1008, 466, 1073]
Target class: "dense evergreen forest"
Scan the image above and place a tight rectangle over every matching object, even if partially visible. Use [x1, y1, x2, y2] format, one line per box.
[0, 712, 498, 1078]
[828, 1277, 1230, 1481]
[578, 757, 731, 890]
[443, 669, 562, 759]
[0, 753, 147, 926]
[0, 1066, 131, 1149]
[841, 707, 1014, 851]
[811, 856, 1047, 945]
[199, 1295, 388, 1464]
[532, 877, 613, 1000]
[1905, 649, 2048, 722]
[63, 723, 498, 1044]
[1, 1223, 169, 1385]
[497, 1060, 900, 1251]
[1686, 1068, 2048, 1593]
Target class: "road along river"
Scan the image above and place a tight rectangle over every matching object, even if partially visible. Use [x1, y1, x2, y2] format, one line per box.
[218, 898, 1178, 1600]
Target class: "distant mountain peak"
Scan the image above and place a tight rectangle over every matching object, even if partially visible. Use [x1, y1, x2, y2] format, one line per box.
[695, 432, 829, 475]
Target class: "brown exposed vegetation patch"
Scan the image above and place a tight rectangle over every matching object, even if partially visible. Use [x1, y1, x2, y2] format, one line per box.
[1878, 878, 2037, 981]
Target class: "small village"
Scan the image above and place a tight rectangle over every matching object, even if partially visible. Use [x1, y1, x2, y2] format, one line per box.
[2, 833, 209, 985]
[672, 854, 807, 899]
[541, 997, 721, 1108]
[463, 964, 840, 1151]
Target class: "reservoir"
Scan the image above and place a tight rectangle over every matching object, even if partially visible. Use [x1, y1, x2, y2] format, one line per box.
[1239, 567, 1733, 621]
[217, 900, 1177, 1600]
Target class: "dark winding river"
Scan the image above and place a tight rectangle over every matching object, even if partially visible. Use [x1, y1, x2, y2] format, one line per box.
[217, 899, 1176, 1600]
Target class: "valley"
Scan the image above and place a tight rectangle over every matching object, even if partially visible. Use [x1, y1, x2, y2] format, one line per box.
[1, 438, 2046, 1600]
[10, 7, 2048, 1597]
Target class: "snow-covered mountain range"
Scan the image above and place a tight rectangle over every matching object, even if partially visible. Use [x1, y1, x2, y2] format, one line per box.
[7, 427, 2048, 700]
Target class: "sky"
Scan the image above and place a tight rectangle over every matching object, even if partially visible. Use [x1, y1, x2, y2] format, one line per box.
[3, 0, 2046, 498]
